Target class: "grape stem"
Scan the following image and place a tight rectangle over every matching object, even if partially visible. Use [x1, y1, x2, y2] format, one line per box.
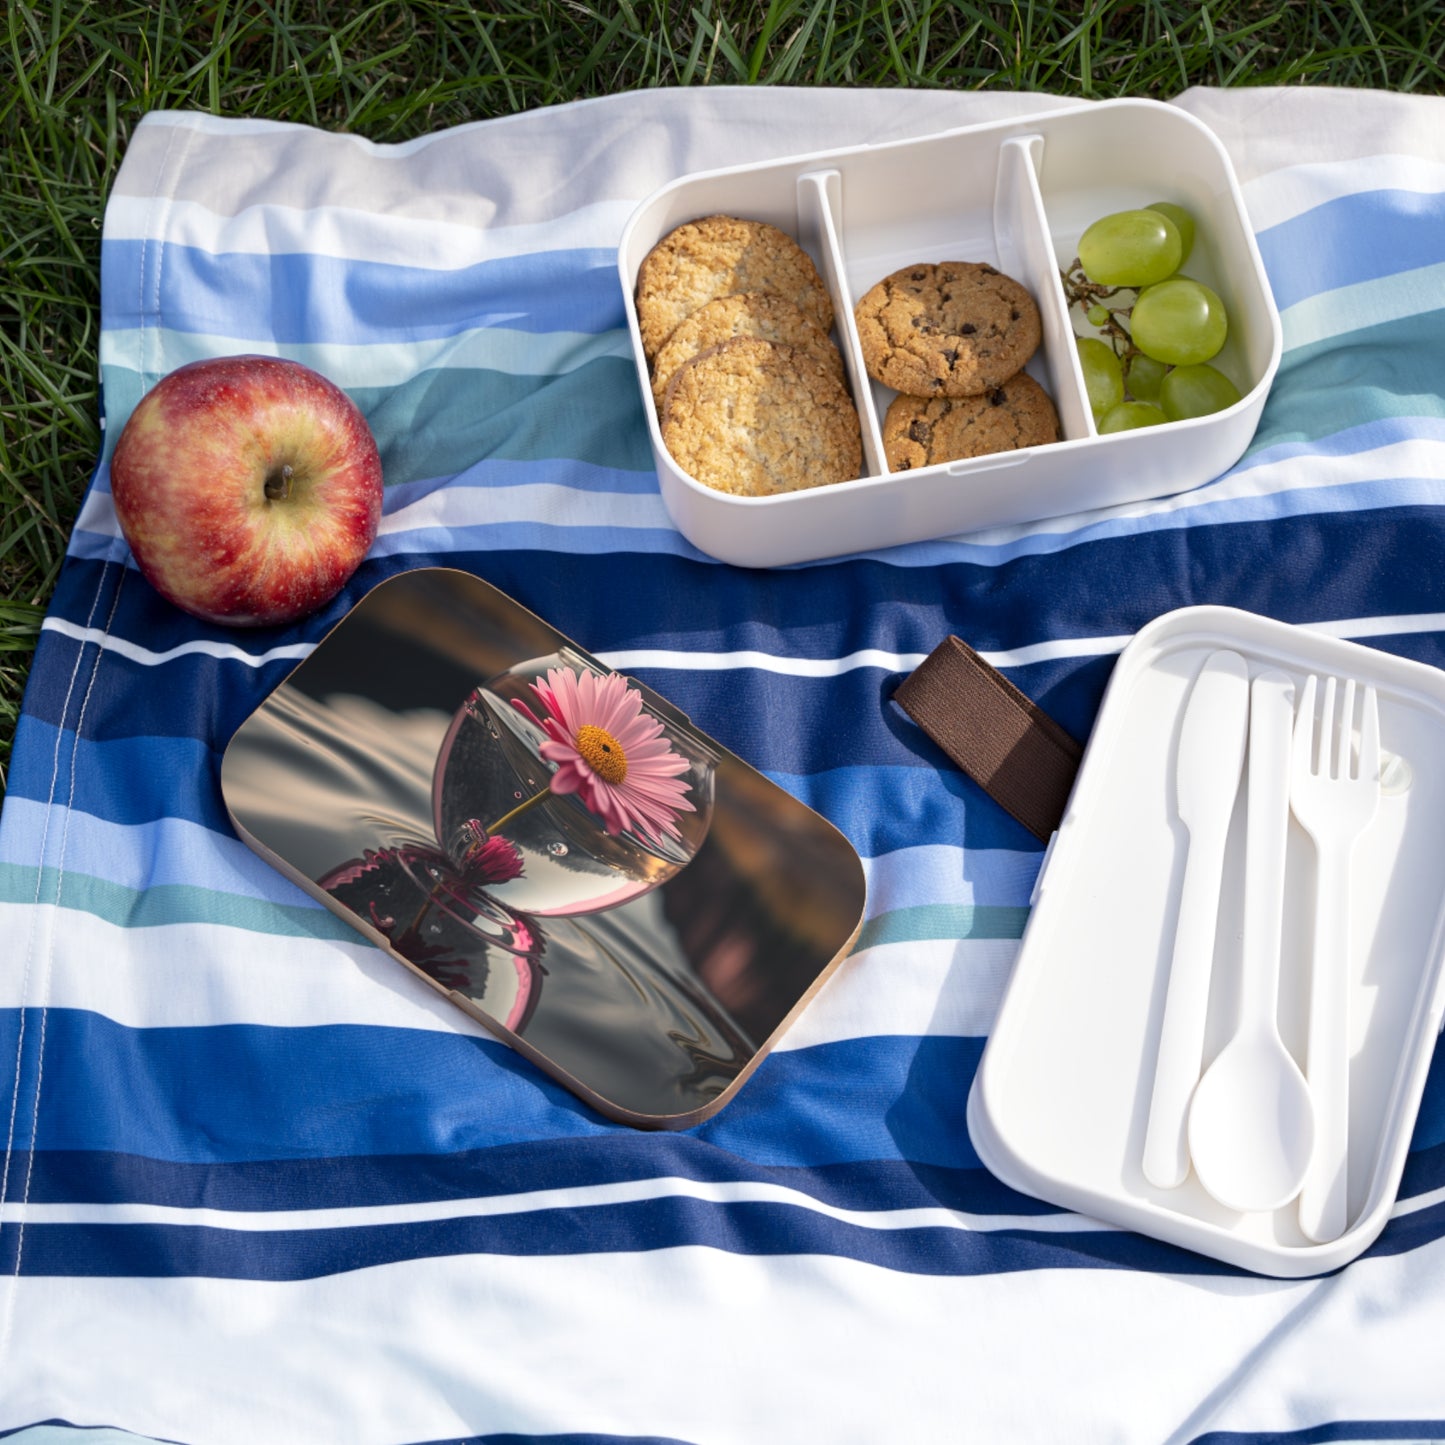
[1061, 258, 1140, 364]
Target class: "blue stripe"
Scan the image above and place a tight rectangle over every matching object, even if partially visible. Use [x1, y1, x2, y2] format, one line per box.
[41, 508, 1445, 696]
[16, 1145, 1050, 1217]
[4, 710, 1049, 855]
[0, 1009, 985, 1171]
[0, 1200, 1235, 1281]
[0, 1426, 690, 1445]
[1256, 186, 1445, 311]
[1191, 1422, 1445, 1445]
[6, 1161, 1441, 1287]
[8, 1005, 1439, 1196]
[7, 721, 232, 831]
[100, 241, 624, 344]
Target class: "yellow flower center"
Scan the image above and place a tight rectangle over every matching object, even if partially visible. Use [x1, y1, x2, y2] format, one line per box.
[575, 724, 627, 784]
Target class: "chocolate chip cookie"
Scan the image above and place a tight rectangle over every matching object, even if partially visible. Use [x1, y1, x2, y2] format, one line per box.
[660, 336, 861, 497]
[854, 262, 1041, 397]
[882, 373, 1059, 471]
[636, 216, 835, 361]
[650, 291, 844, 410]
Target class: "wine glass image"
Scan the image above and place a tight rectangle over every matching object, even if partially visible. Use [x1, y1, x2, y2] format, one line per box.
[318, 650, 717, 1028]
[432, 647, 719, 919]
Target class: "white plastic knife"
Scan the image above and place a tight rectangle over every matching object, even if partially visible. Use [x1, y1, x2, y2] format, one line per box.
[1142, 649, 1251, 1189]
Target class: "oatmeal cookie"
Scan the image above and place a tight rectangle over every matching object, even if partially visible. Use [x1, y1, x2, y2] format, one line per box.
[660, 336, 861, 497]
[882, 373, 1059, 470]
[636, 215, 835, 360]
[650, 291, 844, 410]
[854, 261, 1041, 397]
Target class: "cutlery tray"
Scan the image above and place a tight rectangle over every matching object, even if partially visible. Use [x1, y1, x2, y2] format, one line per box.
[967, 606, 1445, 1276]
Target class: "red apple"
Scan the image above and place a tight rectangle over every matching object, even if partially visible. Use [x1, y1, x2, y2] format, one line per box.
[110, 354, 384, 627]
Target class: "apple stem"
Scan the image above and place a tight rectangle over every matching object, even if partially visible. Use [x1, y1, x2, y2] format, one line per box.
[264, 463, 294, 502]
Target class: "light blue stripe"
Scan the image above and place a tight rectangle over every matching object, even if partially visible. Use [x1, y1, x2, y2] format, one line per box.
[100, 238, 623, 343]
[1255, 185, 1445, 310]
[0, 797, 1036, 917]
[0, 1429, 174, 1445]
[860, 844, 1041, 912]
[0, 797, 311, 903]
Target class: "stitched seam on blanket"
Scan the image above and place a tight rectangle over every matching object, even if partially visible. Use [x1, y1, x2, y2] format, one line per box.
[0, 567, 113, 1376]
[4, 569, 129, 1307]
[0, 114, 193, 1381]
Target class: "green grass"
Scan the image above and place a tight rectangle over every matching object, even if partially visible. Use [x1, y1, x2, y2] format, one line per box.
[3, 0, 1444, 793]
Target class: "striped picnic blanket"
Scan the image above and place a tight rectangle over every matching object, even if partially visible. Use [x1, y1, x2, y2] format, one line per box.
[3, 85, 1444, 1443]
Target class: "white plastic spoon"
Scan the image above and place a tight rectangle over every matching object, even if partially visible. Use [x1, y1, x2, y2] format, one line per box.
[1188, 668, 1316, 1213]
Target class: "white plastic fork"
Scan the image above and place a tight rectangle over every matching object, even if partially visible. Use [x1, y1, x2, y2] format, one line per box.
[1290, 674, 1381, 1243]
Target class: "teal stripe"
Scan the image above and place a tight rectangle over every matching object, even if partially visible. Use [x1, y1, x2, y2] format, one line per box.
[100, 356, 655, 484]
[0, 861, 357, 941]
[852, 903, 1029, 952]
[1250, 308, 1445, 456]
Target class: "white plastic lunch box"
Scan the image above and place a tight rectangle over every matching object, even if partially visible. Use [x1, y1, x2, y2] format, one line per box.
[968, 608, 1445, 1277]
[618, 99, 1282, 568]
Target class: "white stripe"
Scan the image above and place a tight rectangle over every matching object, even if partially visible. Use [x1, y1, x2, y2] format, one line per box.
[1280, 258, 1445, 352]
[12, 1237, 1445, 1444]
[912, 434, 1445, 554]
[376, 482, 674, 536]
[773, 938, 1017, 1051]
[133, 95, 685, 155]
[0, 902, 1009, 1045]
[1391, 1180, 1445, 1219]
[69, 478, 678, 548]
[0, 1175, 1098, 1237]
[39, 609, 1445, 680]
[99, 323, 633, 389]
[103, 194, 637, 266]
[73, 425, 1445, 570]
[599, 637, 1128, 674]
[38, 616, 314, 669]
[0, 903, 476, 1035]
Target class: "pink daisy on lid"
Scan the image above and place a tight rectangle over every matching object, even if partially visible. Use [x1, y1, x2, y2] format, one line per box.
[515, 664, 695, 842]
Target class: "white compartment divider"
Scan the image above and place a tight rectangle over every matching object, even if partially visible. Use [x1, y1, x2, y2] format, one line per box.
[993, 134, 1094, 443]
[796, 168, 887, 480]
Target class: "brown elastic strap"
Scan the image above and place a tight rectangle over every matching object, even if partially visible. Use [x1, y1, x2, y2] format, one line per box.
[893, 635, 1083, 843]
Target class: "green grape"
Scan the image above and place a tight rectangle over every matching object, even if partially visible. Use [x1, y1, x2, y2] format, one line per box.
[1098, 401, 1168, 433]
[1077, 209, 1183, 288]
[1160, 363, 1242, 420]
[1130, 277, 1228, 366]
[1076, 337, 1124, 419]
[1125, 353, 1168, 404]
[1146, 202, 1196, 264]
[1086, 304, 1111, 327]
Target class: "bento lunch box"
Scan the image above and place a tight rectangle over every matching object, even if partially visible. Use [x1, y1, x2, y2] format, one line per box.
[617, 98, 1282, 568]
